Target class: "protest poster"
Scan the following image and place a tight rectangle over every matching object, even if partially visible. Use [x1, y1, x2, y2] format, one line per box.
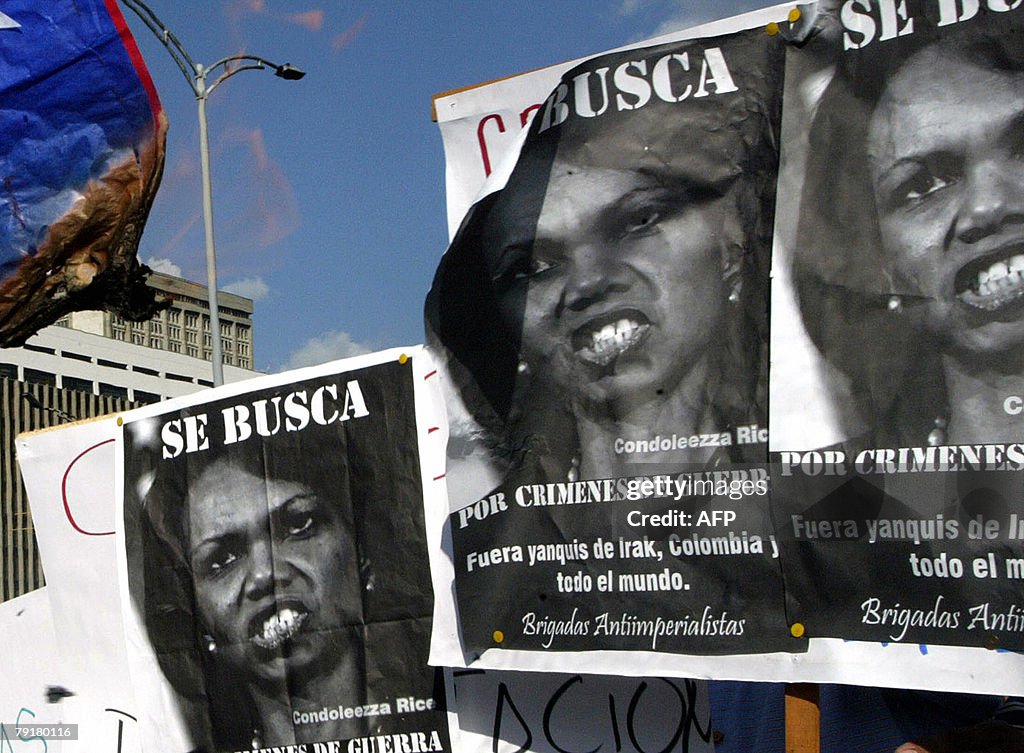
[426, 11, 796, 668]
[768, 1, 1024, 658]
[116, 348, 453, 753]
[16, 417, 144, 753]
[425, 0, 1024, 695]
[0, 0, 167, 346]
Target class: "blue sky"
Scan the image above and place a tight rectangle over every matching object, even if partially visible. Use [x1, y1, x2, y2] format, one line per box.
[120, 0, 773, 373]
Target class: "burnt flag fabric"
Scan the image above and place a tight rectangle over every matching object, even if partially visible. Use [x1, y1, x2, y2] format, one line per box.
[0, 0, 167, 346]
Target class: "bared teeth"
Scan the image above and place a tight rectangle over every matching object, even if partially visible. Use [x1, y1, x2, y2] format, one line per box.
[252, 607, 307, 649]
[960, 253, 1024, 310]
[578, 318, 649, 365]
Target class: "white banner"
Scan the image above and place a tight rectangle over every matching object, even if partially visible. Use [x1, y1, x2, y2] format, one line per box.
[17, 418, 143, 753]
[0, 589, 70, 753]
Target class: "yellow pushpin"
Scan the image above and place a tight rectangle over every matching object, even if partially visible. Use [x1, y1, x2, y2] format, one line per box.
[399, 353, 409, 364]
[492, 630, 505, 644]
[766, 21, 780, 36]
[788, 7, 802, 23]
[790, 622, 806, 638]
[117, 416, 123, 426]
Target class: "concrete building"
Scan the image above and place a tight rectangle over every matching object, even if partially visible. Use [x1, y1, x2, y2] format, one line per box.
[101, 271, 254, 369]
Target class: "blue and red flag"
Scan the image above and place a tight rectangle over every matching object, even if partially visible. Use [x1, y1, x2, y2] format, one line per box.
[0, 0, 167, 345]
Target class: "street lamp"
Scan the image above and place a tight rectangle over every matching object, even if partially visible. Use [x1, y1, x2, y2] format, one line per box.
[121, 0, 305, 386]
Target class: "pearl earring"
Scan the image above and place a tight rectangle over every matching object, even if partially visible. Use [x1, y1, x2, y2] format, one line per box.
[927, 416, 948, 447]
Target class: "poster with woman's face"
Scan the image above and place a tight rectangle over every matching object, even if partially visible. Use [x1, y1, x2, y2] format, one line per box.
[769, 2, 1024, 653]
[772, 1, 1024, 451]
[426, 23, 796, 670]
[431, 29, 780, 486]
[118, 351, 449, 753]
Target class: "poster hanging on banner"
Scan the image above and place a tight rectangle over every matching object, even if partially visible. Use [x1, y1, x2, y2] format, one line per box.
[17, 417, 144, 753]
[0, 0, 167, 346]
[116, 349, 452, 753]
[769, 2, 1024, 653]
[426, 0, 1024, 694]
[426, 18, 795, 665]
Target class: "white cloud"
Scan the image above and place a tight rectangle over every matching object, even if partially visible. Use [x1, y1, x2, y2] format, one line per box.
[283, 330, 374, 371]
[145, 256, 181, 277]
[643, 1, 758, 38]
[651, 13, 693, 36]
[223, 276, 270, 301]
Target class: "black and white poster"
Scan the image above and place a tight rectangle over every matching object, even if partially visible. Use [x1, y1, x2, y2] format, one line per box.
[769, 1, 1024, 654]
[427, 25, 793, 661]
[118, 349, 451, 753]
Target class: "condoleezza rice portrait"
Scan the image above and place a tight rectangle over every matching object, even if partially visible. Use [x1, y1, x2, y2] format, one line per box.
[122, 366, 443, 752]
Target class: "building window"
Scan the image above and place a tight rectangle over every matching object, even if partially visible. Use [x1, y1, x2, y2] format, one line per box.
[133, 390, 161, 405]
[63, 376, 93, 393]
[0, 363, 18, 380]
[99, 383, 128, 399]
[23, 344, 56, 355]
[24, 368, 56, 386]
[185, 311, 199, 328]
[186, 345, 198, 357]
[132, 332, 145, 345]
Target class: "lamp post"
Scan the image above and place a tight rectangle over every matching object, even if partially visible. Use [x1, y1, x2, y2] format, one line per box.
[121, 0, 305, 386]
